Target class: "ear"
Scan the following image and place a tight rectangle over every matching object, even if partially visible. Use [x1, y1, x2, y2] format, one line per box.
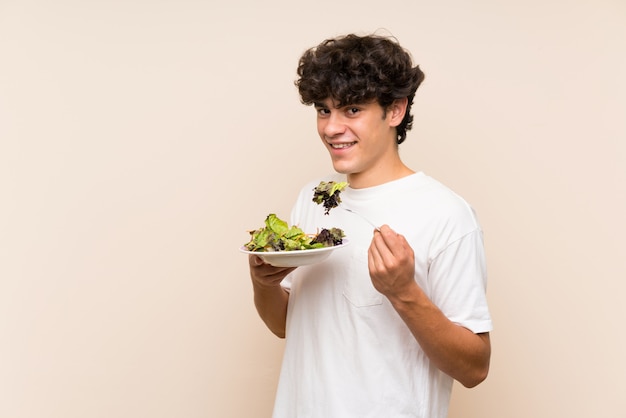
[388, 97, 408, 128]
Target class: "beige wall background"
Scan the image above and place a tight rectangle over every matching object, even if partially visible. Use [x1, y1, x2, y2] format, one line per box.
[1, 0, 625, 417]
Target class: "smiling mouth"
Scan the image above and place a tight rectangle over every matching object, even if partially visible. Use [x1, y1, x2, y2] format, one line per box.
[329, 142, 356, 149]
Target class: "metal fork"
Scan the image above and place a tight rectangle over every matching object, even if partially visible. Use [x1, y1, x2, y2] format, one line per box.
[342, 207, 380, 231]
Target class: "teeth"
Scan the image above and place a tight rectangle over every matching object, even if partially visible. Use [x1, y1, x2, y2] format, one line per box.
[331, 143, 354, 149]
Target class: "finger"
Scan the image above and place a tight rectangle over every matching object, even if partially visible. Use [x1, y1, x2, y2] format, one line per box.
[369, 230, 392, 272]
[263, 264, 297, 278]
[370, 228, 395, 264]
[377, 225, 409, 258]
[368, 240, 383, 271]
[248, 254, 265, 267]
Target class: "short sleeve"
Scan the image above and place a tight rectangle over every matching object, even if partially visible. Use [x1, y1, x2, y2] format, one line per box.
[428, 229, 492, 333]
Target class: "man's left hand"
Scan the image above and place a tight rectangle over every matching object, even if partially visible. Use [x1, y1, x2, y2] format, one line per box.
[367, 224, 417, 298]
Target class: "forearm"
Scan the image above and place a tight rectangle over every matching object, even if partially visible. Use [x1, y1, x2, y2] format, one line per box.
[252, 281, 289, 338]
[388, 283, 491, 388]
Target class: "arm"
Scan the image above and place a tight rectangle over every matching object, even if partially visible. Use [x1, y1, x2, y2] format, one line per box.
[248, 255, 294, 338]
[368, 226, 491, 388]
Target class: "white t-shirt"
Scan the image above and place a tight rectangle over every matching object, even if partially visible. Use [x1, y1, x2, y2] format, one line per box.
[273, 172, 492, 418]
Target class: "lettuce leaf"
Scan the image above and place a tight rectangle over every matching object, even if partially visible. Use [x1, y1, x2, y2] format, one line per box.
[244, 213, 344, 252]
[312, 181, 348, 215]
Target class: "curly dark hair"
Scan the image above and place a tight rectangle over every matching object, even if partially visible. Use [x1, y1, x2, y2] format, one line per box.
[295, 34, 425, 144]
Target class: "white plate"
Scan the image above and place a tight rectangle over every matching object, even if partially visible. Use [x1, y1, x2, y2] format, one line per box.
[240, 240, 349, 267]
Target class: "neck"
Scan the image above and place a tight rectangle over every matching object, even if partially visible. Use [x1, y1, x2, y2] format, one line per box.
[347, 164, 414, 189]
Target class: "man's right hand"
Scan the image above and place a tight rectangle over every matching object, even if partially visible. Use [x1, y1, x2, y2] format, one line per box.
[248, 255, 296, 288]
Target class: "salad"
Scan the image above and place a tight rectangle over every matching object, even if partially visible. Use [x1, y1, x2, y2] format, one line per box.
[312, 181, 349, 215]
[244, 214, 345, 252]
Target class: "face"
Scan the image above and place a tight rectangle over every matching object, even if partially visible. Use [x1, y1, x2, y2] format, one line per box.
[314, 98, 408, 188]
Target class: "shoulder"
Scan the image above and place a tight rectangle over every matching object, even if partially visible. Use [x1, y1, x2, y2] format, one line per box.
[396, 174, 482, 243]
[400, 173, 479, 224]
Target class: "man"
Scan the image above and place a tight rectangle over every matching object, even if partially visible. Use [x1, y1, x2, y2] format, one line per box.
[248, 33, 492, 417]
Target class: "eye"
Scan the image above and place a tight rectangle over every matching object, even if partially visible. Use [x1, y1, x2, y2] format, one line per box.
[347, 107, 360, 115]
[316, 107, 330, 117]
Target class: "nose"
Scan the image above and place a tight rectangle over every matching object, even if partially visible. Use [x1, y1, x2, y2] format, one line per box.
[320, 112, 346, 139]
